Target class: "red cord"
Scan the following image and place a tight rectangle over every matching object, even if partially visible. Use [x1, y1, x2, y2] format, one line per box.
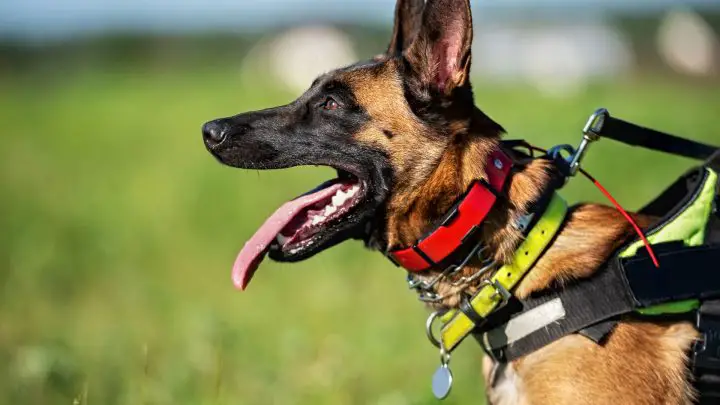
[579, 169, 660, 268]
[522, 143, 660, 268]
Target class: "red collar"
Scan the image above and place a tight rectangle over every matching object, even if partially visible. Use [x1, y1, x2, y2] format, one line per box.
[388, 148, 513, 272]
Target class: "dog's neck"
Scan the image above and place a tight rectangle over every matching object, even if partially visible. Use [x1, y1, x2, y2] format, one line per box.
[385, 128, 648, 307]
[385, 132, 555, 261]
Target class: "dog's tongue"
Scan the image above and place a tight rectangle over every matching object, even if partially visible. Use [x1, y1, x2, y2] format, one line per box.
[232, 182, 345, 290]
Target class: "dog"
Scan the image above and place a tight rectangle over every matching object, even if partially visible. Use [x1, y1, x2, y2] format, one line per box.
[202, 0, 700, 403]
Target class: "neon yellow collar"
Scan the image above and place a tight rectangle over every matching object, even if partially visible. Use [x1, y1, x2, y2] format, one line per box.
[437, 192, 569, 351]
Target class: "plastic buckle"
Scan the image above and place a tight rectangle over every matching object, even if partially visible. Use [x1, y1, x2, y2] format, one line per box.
[694, 309, 720, 371]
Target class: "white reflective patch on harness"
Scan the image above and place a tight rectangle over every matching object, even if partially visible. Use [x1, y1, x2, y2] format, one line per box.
[483, 298, 566, 350]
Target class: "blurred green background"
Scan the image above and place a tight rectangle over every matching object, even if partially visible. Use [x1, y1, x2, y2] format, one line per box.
[1, 2, 719, 404]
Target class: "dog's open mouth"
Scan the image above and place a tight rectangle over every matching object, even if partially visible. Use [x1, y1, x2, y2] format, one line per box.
[232, 171, 369, 290]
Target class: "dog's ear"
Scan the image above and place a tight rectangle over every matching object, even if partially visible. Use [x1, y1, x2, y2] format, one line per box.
[405, 0, 473, 95]
[387, 0, 425, 56]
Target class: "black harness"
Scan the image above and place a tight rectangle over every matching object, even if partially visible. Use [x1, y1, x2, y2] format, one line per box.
[474, 111, 720, 403]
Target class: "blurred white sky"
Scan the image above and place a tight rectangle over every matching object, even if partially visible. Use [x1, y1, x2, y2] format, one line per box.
[1, 0, 718, 40]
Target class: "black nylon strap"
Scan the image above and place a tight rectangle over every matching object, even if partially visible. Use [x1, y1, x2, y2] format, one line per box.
[577, 320, 617, 344]
[476, 260, 637, 362]
[623, 244, 720, 306]
[639, 168, 707, 221]
[481, 244, 720, 362]
[599, 116, 719, 161]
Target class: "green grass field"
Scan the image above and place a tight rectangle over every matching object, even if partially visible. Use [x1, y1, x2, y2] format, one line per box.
[1, 63, 718, 405]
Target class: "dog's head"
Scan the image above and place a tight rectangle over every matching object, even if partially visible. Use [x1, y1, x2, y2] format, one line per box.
[203, 0, 508, 292]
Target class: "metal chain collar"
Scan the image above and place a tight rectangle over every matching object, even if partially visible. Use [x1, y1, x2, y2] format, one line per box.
[406, 241, 498, 303]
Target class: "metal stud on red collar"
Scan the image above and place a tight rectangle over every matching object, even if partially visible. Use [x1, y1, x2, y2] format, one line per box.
[389, 149, 513, 272]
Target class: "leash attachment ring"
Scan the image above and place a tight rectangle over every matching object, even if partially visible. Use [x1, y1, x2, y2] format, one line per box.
[425, 311, 443, 349]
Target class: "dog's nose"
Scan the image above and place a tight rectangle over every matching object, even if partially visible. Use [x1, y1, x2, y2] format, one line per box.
[202, 120, 229, 147]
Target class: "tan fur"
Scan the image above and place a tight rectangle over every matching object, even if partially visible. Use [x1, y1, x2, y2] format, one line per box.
[341, 62, 472, 248]
[516, 322, 697, 405]
[341, 61, 442, 189]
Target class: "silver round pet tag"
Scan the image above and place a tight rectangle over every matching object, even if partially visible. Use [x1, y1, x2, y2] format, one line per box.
[431, 364, 453, 399]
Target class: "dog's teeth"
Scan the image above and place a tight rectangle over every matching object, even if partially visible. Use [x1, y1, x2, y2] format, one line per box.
[276, 234, 288, 245]
[332, 193, 349, 207]
[311, 215, 325, 226]
[324, 205, 337, 216]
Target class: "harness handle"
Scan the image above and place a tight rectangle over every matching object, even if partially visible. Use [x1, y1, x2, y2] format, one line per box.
[589, 108, 719, 161]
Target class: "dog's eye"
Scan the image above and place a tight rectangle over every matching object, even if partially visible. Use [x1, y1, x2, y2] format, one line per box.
[321, 97, 339, 111]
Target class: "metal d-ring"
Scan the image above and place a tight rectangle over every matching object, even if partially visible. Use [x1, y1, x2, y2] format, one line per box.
[425, 311, 443, 349]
